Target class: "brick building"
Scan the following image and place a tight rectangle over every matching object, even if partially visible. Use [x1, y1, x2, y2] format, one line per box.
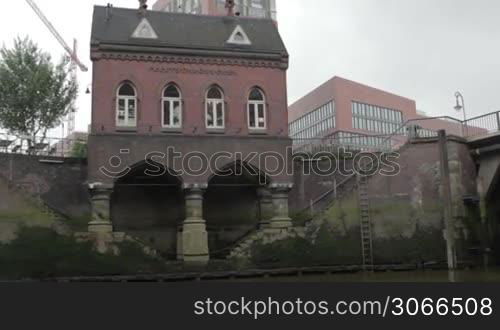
[88, 2, 291, 264]
[152, 0, 277, 21]
[289, 76, 463, 150]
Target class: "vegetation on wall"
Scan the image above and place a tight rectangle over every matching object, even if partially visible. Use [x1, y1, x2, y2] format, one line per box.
[249, 225, 362, 268]
[0, 227, 168, 280]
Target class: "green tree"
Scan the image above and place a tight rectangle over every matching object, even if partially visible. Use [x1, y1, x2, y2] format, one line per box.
[0, 37, 77, 150]
[70, 141, 87, 158]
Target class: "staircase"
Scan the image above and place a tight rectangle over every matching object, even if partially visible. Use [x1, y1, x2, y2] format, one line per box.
[226, 227, 306, 260]
[226, 229, 265, 260]
[357, 175, 374, 271]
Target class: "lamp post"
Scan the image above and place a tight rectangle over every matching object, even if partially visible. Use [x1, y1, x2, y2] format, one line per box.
[454, 91, 468, 137]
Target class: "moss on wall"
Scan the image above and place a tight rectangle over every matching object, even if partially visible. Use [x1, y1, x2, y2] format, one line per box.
[0, 227, 169, 280]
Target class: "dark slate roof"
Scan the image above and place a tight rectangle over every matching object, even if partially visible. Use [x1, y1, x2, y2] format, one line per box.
[91, 6, 288, 57]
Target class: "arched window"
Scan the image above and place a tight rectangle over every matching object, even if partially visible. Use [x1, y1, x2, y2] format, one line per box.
[116, 83, 137, 127]
[205, 86, 225, 129]
[247, 87, 266, 130]
[162, 84, 182, 128]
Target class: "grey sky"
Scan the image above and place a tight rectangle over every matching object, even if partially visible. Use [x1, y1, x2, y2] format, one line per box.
[1, 0, 499, 132]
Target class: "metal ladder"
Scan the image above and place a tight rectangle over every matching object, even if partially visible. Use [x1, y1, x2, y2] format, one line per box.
[357, 175, 374, 271]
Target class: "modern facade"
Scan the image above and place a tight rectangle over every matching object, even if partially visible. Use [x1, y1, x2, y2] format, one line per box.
[289, 77, 418, 150]
[88, 3, 291, 264]
[152, 0, 277, 21]
[289, 76, 462, 150]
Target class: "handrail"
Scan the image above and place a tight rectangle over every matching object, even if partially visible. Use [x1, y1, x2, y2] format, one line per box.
[463, 110, 500, 123]
[292, 111, 500, 221]
[292, 116, 457, 221]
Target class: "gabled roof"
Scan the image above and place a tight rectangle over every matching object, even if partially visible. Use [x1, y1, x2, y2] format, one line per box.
[91, 6, 288, 59]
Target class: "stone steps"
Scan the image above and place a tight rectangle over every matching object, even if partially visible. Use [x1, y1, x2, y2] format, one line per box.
[227, 227, 307, 260]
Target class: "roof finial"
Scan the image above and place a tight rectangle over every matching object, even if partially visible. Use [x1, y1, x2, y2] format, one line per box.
[225, 0, 235, 16]
[139, 0, 148, 15]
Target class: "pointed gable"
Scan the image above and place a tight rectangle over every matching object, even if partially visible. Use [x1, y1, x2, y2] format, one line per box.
[131, 18, 158, 39]
[227, 25, 252, 46]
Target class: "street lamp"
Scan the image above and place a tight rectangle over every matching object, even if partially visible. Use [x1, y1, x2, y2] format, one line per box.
[454, 91, 468, 136]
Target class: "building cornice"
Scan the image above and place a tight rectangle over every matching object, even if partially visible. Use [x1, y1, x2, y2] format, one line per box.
[91, 43, 289, 70]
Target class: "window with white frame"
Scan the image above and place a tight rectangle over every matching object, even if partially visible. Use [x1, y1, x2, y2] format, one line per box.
[206, 86, 225, 129]
[248, 88, 266, 130]
[162, 85, 182, 128]
[116, 83, 137, 127]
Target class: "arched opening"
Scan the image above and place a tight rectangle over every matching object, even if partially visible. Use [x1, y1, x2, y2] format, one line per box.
[204, 162, 270, 259]
[111, 161, 184, 259]
[162, 84, 182, 129]
[247, 87, 266, 130]
[205, 85, 225, 129]
[116, 82, 137, 127]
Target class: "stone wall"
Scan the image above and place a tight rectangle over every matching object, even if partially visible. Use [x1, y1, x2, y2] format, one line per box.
[0, 135, 487, 264]
[300, 138, 481, 265]
[0, 153, 90, 228]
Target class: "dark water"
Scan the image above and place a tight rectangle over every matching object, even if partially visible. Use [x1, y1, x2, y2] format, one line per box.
[245, 268, 500, 283]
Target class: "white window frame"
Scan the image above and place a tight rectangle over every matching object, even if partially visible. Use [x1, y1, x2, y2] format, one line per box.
[247, 89, 267, 130]
[162, 85, 183, 129]
[116, 83, 137, 128]
[205, 87, 225, 129]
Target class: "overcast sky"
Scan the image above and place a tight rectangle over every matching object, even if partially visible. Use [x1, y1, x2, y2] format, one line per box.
[1, 0, 499, 132]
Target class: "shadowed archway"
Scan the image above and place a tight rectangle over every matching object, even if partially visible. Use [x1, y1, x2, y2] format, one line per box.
[111, 161, 184, 259]
[204, 162, 271, 258]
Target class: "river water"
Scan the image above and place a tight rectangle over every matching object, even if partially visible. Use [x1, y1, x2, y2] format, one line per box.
[249, 268, 500, 282]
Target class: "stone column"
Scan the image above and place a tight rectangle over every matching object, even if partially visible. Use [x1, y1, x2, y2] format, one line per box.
[87, 183, 114, 254]
[181, 184, 209, 265]
[268, 183, 294, 229]
[438, 130, 457, 270]
[257, 187, 273, 229]
[88, 183, 114, 234]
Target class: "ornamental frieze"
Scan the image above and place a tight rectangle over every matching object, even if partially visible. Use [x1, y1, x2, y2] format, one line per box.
[92, 52, 286, 69]
[149, 66, 236, 76]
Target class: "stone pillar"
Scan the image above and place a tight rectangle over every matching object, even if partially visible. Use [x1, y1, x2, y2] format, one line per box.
[88, 183, 114, 234]
[438, 131, 457, 270]
[257, 187, 273, 229]
[176, 224, 184, 261]
[180, 184, 209, 265]
[88, 183, 114, 254]
[268, 183, 294, 229]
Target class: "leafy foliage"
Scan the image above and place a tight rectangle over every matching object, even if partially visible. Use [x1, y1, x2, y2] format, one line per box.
[0, 37, 77, 145]
[70, 141, 87, 158]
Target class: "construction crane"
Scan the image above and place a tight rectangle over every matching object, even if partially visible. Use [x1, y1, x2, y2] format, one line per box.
[25, 0, 88, 137]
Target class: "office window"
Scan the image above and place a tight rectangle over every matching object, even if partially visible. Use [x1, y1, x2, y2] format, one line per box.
[352, 101, 403, 134]
[289, 101, 336, 140]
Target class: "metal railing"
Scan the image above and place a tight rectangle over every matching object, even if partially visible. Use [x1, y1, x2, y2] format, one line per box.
[291, 115, 465, 222]
[0, 131, 87, 158]
[292, 111, 500, 154]
[462, 110, 500, 138]
[292, 116, 464, 154]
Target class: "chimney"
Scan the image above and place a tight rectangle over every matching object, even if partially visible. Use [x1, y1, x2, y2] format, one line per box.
[225, 0, 235, 16]
[139, 0, 148, 15]
[105, 3, 113, 21]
